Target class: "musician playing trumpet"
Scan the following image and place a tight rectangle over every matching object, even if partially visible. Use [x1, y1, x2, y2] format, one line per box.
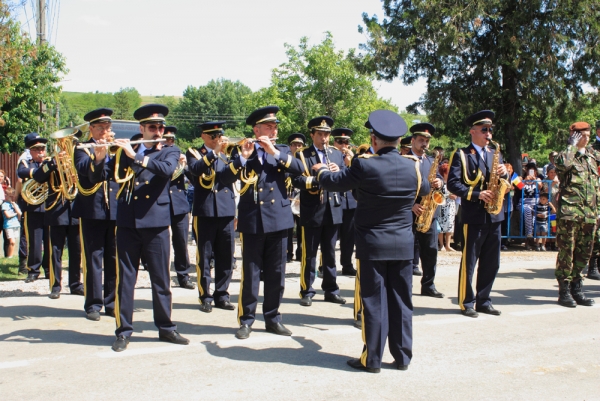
[408, 123, 444, 298]
[292, 116, 346, 307]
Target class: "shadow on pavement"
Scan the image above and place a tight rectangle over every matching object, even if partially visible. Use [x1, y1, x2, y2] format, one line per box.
[0, 328, 120, 346]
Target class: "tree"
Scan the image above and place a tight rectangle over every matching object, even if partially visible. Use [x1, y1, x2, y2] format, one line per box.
[357, 1, 600, 169]
[113, 87, 141, 120]
[0, 41, 67, 152]
[169, 79, 253, 142]
[254, 32, 398, 146]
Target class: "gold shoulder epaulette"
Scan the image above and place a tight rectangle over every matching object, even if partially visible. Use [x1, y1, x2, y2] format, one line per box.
[359, 154, 378, 159]
[401, 155, 418, 162]
[188, 148, 201, 160]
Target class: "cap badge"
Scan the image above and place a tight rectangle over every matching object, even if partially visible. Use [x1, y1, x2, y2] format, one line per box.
[320, 120, 328, 128]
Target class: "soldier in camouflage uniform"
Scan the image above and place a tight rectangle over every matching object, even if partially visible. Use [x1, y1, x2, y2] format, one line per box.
[585, 120, 600, 280]
[554, 122, 598, 307]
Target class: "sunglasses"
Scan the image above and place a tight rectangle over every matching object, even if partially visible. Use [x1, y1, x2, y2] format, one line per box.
[335, 139, 349, 144]
[208, 133, 223, 140]
[478, 127, 493, 133]
[144, 124, 165, 132]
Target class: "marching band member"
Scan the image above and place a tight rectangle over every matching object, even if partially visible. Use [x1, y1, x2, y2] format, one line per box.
[292, 116, 346, 307]
[163, 126, 194, 290]
[187, 121, 236, 313]
[286, 133, 305, 262]
[221, 106, 305, 339]
[107, 104, 189, 352]
[17, 133, 50, 283]
[73, 108, 118, 320]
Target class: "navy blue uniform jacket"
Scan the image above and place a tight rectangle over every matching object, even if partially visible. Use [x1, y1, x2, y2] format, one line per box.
[221, 144, 305, 234]
[32, 160, 78, 226]
[165, 146, 190, 216]
[72, 142, 119, 220]
[292, 145, 344, 227]
[99, 145, 180, 229]
[447, 143, 505, 224]
[186, 145, 235, 217]
[410, 150, 443, 221]
[316, 147, 430, 261]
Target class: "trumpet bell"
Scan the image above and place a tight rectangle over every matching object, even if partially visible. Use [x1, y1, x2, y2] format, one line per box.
[50, 127, 79, 139]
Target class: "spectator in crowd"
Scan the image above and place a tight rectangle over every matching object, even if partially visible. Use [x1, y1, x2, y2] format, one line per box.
[2, 188, 21, 257]
[0, 169, 5, 256]
[501, 163, 514, 250]
[544, 166, 560, 250]
[543, 151, 557, 178]
[534, 192, 556, 251]
[437, 158, 457, 252]
[514, 161, 543, 249]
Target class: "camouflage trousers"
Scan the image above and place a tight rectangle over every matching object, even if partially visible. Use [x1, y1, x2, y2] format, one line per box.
[555, 219, 596, 280]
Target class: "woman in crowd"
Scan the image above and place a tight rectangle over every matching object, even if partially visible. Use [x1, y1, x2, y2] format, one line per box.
[513, 161, 543, 250]
[437, 158, 457, 252]
[544, 166, 560, 251]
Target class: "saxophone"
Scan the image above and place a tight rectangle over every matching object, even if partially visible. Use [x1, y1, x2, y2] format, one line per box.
[484, 141, 510, 215]
[416, 150, 444, 233]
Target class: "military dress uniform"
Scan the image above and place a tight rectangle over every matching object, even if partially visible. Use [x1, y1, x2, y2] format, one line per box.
[554, 121, 599, 307]
[286, 133, 305, 262]
[221, 106, 305, 339]
[32, 158, 82, 298]
[316, 110, 429, 372]
[17, 133, 50, 282]
[409, 123, 444, 297]
[292, 117, 345, 305]
[187, 121, 236, 312]
[163, 126, 193, 289]
[73, 109, 118, 320]
[447, 110, 506, 317]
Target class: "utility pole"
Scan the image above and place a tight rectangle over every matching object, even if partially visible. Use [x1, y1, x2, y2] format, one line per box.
[36, 0, 46, 125]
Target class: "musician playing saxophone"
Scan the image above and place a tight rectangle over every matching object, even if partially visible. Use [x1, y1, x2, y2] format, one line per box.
[447, 110, 508, 318]
[409, 123, 445, 298]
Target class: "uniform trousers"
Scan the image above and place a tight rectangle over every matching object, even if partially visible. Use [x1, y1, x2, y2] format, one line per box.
[238, 230, 287, 327]
[24, 211, 48, 277]
[287, 215, 302, 260]
[193, 216, 234, 303]
[48, 224, 82, 293]
[80, 218, 116, 314]
[458, 222, 501, 310]
[359, 259, 413, 369]
[171, 212, 191, 285]
[413, 221, 439, 291]
[115, 226, 176, 338]
[300, 223, 340, 298]
[339, 208, 355, 269]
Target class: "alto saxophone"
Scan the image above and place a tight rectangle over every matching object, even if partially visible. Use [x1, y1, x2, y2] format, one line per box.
[484, 141, 510, 215]
[416, 150, 444, 233]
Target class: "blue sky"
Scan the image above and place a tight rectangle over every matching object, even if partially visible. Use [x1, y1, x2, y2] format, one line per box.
[14, 0, 426, 111]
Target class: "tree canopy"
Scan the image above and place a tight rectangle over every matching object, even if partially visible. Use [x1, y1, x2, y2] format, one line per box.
[357, 0, 600, 169]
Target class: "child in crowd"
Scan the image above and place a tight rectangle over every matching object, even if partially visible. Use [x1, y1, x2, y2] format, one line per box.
[1, 188, 22, 257]
[534, 192, 555, 251]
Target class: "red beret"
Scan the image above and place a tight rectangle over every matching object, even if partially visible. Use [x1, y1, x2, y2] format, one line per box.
[570, 121, 591, 131]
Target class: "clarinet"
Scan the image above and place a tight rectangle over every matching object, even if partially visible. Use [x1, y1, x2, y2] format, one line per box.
[322, 144, 341, 207]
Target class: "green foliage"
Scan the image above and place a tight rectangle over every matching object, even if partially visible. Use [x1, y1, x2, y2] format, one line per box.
[168, 79, 253, 143]
[357, 1, 600, 170]
[113, 87, 142, 120]
[0, 42, 67, 153]
[252, 32, 398, 146]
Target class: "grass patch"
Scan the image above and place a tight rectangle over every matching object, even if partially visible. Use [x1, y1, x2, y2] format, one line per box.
[0, 257, 25, 281]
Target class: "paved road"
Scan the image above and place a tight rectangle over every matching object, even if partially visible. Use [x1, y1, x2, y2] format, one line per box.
[0, 253, 599, 400]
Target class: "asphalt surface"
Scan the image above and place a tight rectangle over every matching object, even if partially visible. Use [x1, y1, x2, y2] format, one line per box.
[0, 252, 599, 400]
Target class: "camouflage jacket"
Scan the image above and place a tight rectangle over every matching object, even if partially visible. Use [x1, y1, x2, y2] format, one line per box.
[555, 145, 600, 223]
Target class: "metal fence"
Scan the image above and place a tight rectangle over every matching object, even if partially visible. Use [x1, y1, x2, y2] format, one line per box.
[504, 179, 557, 239]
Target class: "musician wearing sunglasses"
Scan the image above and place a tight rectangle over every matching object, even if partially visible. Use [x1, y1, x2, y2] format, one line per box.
[291, 116, 346, 307]
[186, 121, 236, 314]
[102, 104, 188, 352]
[447, 110, 508, 318]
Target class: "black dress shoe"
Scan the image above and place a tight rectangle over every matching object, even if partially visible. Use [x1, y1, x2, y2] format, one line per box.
[179, 280, 195, 290]
[112, 335, 129, 352]
[48, 290, 60, 299]
[475, 305, 501, 316]
[71, 289, 84, 296]
[347, 358, 380, 373]
[86, 311, 101, 321]
[299, 295, 312, 306]
[342, 266, 357, 276]
[461, 307, 479, 318]
[324, 293, 347, 304]
[265, 322, 292, 336]
[412, 269, 422, 276]
[286, 256, 293, 263]
[235, 324, 252, 339]
[421, 288, 444, 298]
[104, 308, 115, 317]
[214, 300, 235, 310]
[24, 275, 37, 283]
[396, 362, 409, 371]
[159, 331, 190, 345]
[353, 319, 362, 330]
[198, 300, 213, 313]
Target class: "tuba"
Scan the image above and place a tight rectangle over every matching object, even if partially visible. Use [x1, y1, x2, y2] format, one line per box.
[484, 141, 510, 215]
[415, 150, 444, 233]
[49, 127, 80, 201]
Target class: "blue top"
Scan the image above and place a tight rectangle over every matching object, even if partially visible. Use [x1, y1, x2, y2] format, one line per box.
[2, 201, 21, 229]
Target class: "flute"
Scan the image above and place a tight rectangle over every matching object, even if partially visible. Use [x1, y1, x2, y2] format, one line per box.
[76, 139, 166, 149]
